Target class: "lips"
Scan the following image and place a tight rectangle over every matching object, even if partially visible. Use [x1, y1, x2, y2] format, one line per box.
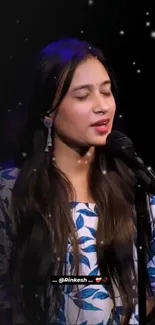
[91, 118, 110, 126]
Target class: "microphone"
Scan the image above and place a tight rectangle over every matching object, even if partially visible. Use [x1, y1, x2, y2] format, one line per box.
[106, 130, 155, 195]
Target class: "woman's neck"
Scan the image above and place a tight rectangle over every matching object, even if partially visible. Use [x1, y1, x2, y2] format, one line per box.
[53, 136, 95, 202]
[53, 136, 95, 180]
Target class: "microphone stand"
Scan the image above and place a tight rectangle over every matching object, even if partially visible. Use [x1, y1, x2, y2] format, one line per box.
[135, 184, 147, 325]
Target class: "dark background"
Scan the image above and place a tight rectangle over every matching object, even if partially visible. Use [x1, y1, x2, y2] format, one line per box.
[0, 0, 155, 169]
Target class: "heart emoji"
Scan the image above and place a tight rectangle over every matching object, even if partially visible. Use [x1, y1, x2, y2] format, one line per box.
[95, 277, 102, 283]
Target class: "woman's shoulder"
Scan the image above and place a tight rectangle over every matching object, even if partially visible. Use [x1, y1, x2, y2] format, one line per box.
[0, 167, 21, 318]
[0, 167, 21, 188]
[0, 167, 21, 195]
[0, 167, 21, 221]
[149, 194, 155, 234]
[149, 194, 155, 208]
[149, 194, 155, 219]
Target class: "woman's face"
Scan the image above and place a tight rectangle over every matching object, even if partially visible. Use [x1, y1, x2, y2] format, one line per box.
[52, 57, 116, 148]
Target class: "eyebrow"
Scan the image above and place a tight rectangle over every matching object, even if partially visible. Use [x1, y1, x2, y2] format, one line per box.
[70, 80, 111, 92]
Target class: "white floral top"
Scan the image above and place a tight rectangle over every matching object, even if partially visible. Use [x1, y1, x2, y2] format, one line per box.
[1, 168, 155, 325]
[57, 201, 155, 325]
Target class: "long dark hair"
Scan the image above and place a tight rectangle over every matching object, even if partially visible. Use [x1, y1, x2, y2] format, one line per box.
[10, 38, 154, 325]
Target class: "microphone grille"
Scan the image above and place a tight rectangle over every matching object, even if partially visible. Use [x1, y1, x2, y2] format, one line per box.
[106, 130, 133, 155]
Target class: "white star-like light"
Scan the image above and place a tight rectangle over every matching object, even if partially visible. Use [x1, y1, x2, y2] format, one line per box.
[146, 12, 149, 16]
[22, 152, 27, 157]
[88, 0, 94, 5]
[81, 30, 84, 34]
[146, 22, 151, 27]
[137, 69, 141, 74]
[119, 30, 125, 35]
[150, 31, 155, 38]
[132, 62, 136, 65]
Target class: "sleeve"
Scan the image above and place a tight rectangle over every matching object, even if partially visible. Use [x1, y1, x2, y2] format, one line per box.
[147, 194, 155, 295]
[0, 168, 20, 325]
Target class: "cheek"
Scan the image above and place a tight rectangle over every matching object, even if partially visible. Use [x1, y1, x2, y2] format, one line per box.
[113, 105, 116, 117]
[57, 102, 89, 124]
[110, 98, 116, 115]
[53, 103, 85, 133]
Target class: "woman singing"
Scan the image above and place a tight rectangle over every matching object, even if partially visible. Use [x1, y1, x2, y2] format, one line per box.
[0, 38, 155, 325]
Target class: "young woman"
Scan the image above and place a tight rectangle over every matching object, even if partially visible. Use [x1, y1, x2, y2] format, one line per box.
[0, 38, 155, 325]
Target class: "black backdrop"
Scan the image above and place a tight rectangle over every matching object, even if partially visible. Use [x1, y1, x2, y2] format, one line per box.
[0, 0, 155, 169]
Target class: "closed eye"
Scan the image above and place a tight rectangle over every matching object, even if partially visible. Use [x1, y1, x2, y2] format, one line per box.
[75, 95, 89, 100]
[102, 92, 111, 97]
[75, 91, 112, 101]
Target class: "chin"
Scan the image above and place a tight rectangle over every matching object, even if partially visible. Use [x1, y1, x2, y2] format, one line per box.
[90, 140, 107, 147]
[92, 135, 110, 146]
[94, 142, 107, 147]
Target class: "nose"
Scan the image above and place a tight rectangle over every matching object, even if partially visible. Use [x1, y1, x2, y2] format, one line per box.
[92, 94, 110, 114]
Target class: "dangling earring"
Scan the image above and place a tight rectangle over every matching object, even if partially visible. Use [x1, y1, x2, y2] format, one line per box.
[44, 117, 53, 152]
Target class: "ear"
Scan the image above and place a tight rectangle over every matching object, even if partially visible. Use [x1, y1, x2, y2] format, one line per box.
[44, 108, 57, 125]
